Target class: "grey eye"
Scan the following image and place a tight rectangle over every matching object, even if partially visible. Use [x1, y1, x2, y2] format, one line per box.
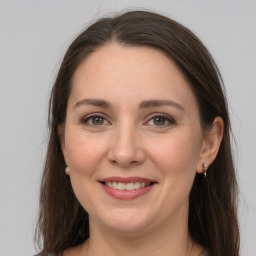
[91, 116, 104, 125]
[82, 114, 110, 126]
[147, 114, 175, 127]
[153, 117, 166, 125]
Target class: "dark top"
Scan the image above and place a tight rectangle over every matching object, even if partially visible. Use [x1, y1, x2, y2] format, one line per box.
[34, 248, 210, 256]
[200, 248, 211, 256]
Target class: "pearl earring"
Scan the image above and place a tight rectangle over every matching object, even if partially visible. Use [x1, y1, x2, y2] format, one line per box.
[65, 163, 70, 175]
[202, 163, 208, 178]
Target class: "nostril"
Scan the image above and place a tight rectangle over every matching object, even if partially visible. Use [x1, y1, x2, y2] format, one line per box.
[107, 141, 146, 167]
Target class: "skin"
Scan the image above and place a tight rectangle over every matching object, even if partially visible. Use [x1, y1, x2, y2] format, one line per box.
[61, 43, 223, 256]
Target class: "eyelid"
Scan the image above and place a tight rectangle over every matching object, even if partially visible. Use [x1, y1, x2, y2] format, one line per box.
[80, 112, 175, 127]
[144, 113, 176, 126]
[81, 112, 111, 125]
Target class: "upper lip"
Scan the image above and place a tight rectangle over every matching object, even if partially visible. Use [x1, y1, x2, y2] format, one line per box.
[100, 176, 156, 183]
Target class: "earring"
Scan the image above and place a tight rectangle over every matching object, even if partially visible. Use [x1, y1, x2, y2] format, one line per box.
[65, 163, 70, 175]
[202, 163, 208, 178]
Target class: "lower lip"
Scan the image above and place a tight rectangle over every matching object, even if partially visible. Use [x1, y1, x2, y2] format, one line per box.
[100, 183, 155, 200]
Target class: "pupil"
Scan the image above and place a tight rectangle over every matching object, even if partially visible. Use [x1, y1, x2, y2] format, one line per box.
[93, 117, 103, 125]
[154, 117, 165, 125]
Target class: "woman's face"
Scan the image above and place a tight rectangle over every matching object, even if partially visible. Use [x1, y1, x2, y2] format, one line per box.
[62, 43, 207, 234]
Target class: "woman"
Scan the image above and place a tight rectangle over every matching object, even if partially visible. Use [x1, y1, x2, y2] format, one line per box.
[35, 10, 240, 256]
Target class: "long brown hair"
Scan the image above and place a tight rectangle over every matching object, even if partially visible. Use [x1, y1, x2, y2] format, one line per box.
[36, 10, 240, 256]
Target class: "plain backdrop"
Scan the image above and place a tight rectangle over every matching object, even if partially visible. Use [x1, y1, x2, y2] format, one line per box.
[0, 1, 255, 255]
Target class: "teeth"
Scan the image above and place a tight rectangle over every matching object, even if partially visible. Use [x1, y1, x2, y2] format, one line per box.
[105, 181, 151, 190]
[113, 182, 118, 189]
[117, 182, 125, 190]
[134, 182, 141, 189]
[125, 182, 134, 190]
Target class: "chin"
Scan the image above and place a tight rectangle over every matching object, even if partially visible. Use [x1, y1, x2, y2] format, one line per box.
[94, 207, 156, 234]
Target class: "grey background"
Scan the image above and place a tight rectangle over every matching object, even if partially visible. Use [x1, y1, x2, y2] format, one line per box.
[0, 0, 255, 255]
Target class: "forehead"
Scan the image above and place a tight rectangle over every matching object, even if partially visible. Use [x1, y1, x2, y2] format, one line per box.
[70, 43, 198, 111]
[74, 43, 182, 80]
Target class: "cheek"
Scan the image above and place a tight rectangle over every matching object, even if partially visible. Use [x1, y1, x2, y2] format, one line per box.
[65, 132, 109, 211]
[149, 129, 202, 182]
[66, 131, 107, 176]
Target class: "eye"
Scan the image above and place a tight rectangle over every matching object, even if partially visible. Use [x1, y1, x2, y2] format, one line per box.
[81, 114, 110, 126]
[146, 114, 176, 127]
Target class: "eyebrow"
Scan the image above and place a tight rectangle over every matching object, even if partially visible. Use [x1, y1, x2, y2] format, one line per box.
[139, 99, 184, 111]
[73, 98, 184, 111]
[73, 99, 110, 109]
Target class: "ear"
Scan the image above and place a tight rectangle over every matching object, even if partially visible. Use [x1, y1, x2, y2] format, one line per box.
[196, 116, 224, 174]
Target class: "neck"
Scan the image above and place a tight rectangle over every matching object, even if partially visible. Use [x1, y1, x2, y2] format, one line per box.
[81, 213, 202, 256]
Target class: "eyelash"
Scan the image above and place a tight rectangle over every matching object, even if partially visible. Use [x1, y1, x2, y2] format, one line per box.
[145, 113, 176, 127]
[81, 113, 176, 127]
[81, 113, 110, 126]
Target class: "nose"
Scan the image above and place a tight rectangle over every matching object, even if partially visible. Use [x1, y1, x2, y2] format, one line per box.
[107, 123, 146, 168]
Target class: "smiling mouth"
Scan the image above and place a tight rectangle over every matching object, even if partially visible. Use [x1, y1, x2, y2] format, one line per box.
[99, 178, 156, 199]
[102, 181, 153, 191]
